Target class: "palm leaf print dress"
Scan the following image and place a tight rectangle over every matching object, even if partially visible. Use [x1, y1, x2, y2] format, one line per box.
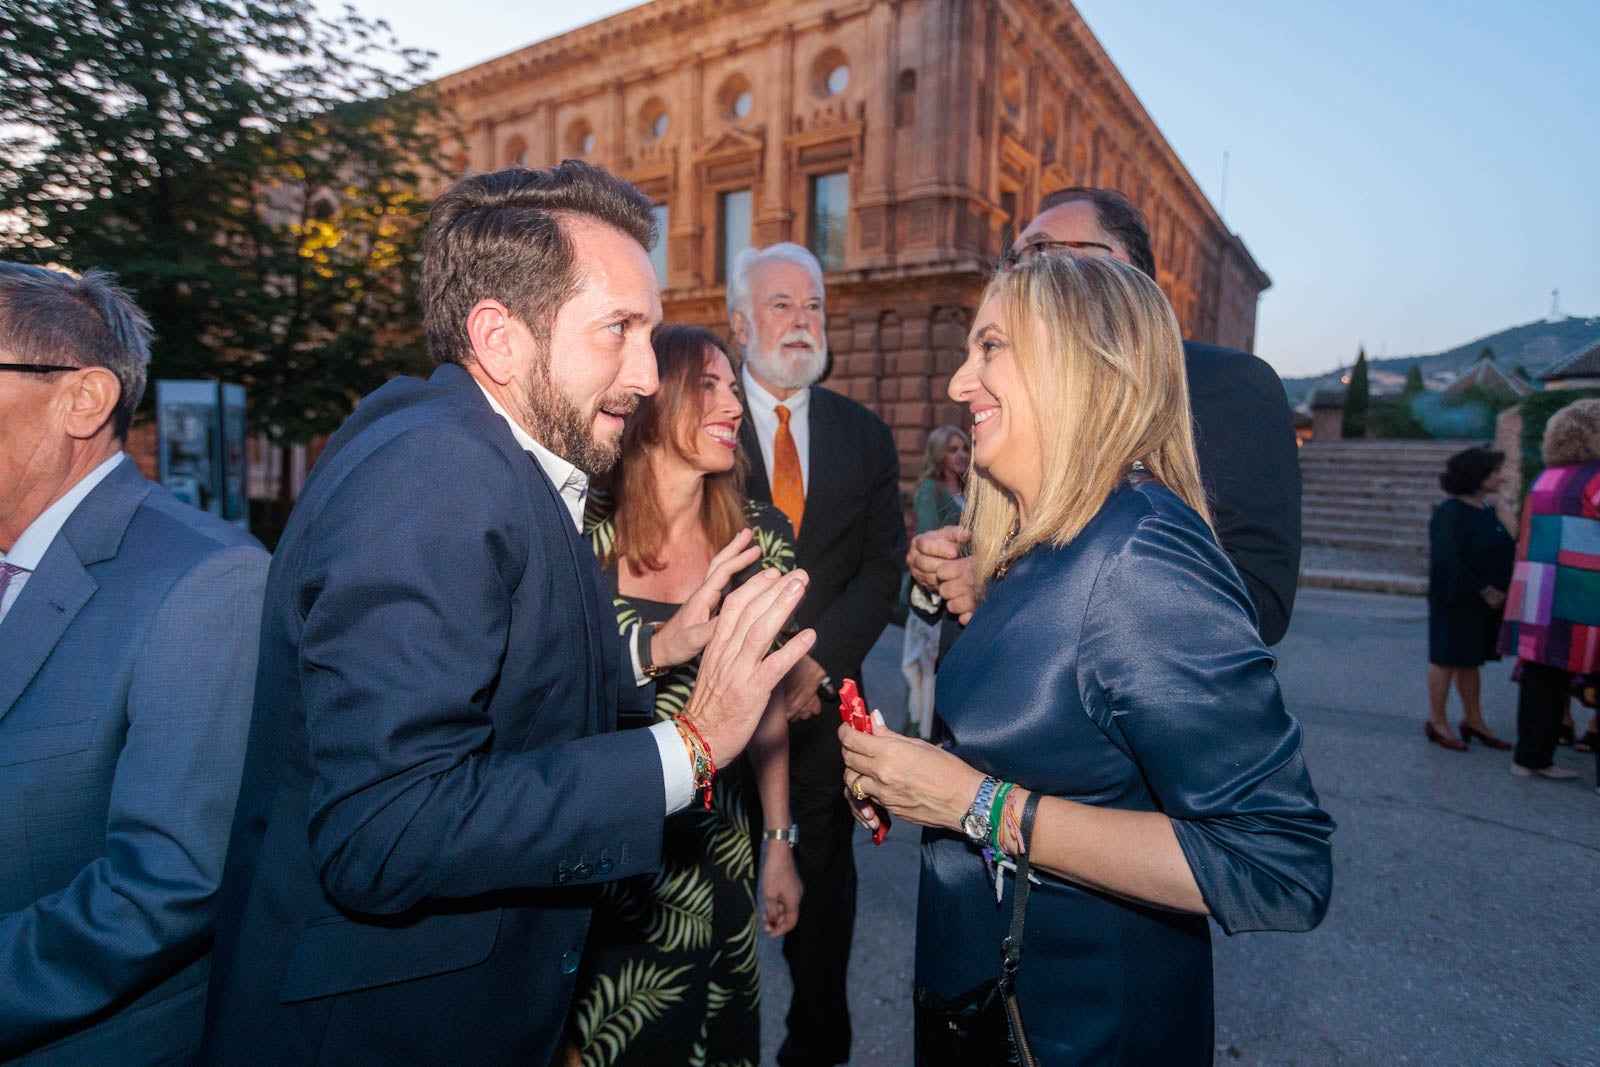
[569, 501, 796, 1067]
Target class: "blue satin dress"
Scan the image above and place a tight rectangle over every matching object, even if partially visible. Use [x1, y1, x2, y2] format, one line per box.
[916, 480, 1334, 1066]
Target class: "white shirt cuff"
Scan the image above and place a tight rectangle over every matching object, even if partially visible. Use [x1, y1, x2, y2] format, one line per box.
[649, 719, 696, 815]
[628, 622, 651, 687]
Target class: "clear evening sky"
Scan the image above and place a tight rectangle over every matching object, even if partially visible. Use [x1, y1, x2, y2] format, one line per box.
[333, 0, 1600, 380]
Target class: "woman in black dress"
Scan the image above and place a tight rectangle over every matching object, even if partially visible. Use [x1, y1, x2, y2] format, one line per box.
[567, 326, 802, 1067]
[1425, 447, 1516, 751]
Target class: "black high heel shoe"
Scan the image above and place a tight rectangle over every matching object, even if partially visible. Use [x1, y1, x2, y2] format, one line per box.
[1459, 722, 1511, 750]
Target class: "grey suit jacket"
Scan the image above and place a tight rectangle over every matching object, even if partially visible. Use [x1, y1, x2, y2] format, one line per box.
[0, 458, 268, 1065]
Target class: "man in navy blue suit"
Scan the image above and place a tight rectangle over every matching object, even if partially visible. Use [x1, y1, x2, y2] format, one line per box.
[203, 162, 814, 1065]
[0, 263, 268, 1065]
[910, 187, 1302, 646]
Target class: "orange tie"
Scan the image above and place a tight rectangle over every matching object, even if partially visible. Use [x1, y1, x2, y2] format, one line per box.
[772, 404, 805, 536]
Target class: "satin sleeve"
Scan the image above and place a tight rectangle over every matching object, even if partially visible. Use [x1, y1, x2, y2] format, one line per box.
[1077, 506, 1335, 935]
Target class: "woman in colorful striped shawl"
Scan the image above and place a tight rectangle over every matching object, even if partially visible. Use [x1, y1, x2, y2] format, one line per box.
[1498, 398, 1600, 786]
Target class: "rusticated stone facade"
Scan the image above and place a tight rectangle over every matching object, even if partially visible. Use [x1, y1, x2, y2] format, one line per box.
[433, 0, 1270, 482]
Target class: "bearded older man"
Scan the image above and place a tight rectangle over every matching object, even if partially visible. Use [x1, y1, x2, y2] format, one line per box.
[727, 243, 906, 1067]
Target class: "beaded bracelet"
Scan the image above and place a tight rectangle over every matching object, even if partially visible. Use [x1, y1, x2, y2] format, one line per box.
[987, 781, 1015, 852]
[1001, 788, 1026, 856]
[674, 715, 717, 809]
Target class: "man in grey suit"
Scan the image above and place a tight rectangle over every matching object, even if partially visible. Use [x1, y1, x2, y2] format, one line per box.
[0, 263, 269, 1064]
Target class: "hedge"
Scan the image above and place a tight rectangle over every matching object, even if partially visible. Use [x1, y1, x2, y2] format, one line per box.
[1517, 388, 1600, 490]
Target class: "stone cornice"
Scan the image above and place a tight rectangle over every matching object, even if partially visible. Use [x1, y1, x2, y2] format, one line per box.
[1000, 0, 1252, 264]
[435, 0, 771, 100]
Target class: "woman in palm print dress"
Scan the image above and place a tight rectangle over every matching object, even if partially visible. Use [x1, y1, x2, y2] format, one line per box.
[567, 325, 803, 1067]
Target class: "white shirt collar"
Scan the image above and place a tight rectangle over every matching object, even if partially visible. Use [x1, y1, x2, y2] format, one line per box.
[740, 366, 809, 422]
[0, 452, 127, 569]
[474, 382, 589, 531]
[739, 364, 811, 494]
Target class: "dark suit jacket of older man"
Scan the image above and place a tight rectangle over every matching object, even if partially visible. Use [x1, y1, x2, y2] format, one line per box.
[739, 382, 905, 1066]
[1182, 340, 1302, 646]
[0, 459, 267, 1065]
[203, 362, 666, 1065]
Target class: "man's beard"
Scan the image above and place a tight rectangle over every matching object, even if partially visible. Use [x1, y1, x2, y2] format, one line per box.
[513, 360, 637, 476]
[744, 328, 827, 392]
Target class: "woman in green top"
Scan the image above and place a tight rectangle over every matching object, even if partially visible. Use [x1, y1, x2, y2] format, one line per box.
[568, 325, 802, 1067]
[902, 426, 970, 737]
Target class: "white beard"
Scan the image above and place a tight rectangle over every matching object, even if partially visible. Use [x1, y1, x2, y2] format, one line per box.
[744, 329, 827, 391]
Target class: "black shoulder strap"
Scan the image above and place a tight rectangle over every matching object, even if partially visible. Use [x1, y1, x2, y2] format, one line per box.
[999, 791, 1040, 988]
[998, 791, 1041, 1067]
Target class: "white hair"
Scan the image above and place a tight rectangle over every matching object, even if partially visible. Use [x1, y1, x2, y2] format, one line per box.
[725, 242, 826, 324]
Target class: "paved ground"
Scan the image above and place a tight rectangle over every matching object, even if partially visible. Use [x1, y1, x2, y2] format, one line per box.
[758, 588, 1600, 1066]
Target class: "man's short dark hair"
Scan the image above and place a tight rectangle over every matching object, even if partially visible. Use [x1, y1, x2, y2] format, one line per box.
[0, 262, 152, 439]
[421, 160, 658, 366]
[1036, 187, 1157, 280]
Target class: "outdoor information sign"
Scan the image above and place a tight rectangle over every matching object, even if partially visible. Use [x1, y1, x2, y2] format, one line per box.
[155, 380, 249, 532]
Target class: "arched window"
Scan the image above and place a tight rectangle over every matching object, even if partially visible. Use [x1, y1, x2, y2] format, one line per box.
[640, 98, 669, 141]
[813, 48, 851, 98]
[567, 119, 596, 156]
[719, 74, 754, 120]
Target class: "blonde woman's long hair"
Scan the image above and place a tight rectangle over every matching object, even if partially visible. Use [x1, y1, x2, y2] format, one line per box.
[964, 254, 1210, 593]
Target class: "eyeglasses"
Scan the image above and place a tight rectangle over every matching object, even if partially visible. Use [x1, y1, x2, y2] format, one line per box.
[1000, 239, 1115, 269]
[0, 362, 80, 374]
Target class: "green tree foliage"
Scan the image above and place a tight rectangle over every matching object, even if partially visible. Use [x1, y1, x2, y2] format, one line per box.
[1403, 364, 1425, 395]
[1516, 388, 1600, 496]
[0, 0, 451, 445]
[1479, 345, 1496, 362]
[1342, 348, 1370, 438]
[1367, 396, 1428, 439]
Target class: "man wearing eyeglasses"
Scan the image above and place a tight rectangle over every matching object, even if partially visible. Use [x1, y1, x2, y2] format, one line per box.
[911, 187, 1301, 645]
[0, 263, 268, 1064]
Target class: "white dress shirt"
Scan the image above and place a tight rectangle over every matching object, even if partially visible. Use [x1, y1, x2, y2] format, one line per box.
[475, 383, 694, 814]
[0, 452, 126, 625]
[741, 366, 811, 493]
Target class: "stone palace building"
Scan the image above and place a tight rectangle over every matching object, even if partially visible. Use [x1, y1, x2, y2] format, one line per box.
[432, 0, 1270, 476]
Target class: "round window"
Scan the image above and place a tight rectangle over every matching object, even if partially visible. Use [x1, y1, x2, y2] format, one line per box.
[733, 90, 753, 119]
[826, 65, 850, 95]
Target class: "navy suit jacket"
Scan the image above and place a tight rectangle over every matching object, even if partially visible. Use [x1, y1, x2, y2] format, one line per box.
[203, 364, 665, 1064]
[1183, 340, 1302, 645]
[0, 459, 267, 1065]
[917, 480, 1332, 1065]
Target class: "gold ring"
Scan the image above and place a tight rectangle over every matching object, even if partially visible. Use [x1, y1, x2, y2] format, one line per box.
[850, 776, 868, 802]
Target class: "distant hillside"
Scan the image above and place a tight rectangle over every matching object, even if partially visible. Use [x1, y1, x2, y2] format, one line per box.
[1283, 316, 1600, 405]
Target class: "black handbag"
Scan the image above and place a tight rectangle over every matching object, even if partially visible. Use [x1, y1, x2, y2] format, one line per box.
[913, 792, 1042, 1067]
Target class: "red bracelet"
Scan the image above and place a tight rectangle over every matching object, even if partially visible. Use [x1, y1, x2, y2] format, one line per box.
[676, 716, 717, 809]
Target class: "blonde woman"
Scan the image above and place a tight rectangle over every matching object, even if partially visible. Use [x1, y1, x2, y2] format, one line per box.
[840, 254, 1333, 1066]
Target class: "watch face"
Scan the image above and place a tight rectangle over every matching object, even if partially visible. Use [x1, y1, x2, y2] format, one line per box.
[961, 813, 989, 842]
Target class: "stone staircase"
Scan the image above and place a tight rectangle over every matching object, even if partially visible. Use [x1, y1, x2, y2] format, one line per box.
[1298, 439, 1480, 596]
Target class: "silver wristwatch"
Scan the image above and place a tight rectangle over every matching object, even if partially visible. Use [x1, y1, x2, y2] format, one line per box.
[762, 824, 800, 847]
[961, 777, 1002, 844]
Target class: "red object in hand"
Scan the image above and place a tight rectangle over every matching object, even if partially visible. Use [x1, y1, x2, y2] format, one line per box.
[838, 678, 873, 733]
[838, 679, 890, 845]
